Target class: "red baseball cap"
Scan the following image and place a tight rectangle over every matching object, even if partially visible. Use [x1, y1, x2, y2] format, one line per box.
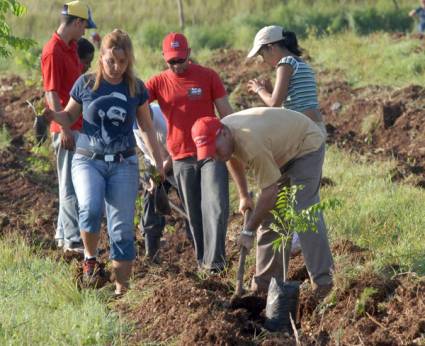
[162, 32, 189, 61]
[191, 117, 223, 160]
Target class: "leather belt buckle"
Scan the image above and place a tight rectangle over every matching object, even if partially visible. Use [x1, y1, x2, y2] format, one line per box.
[104, 154, 114, 162]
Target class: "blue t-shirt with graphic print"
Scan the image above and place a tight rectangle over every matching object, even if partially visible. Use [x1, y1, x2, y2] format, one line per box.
[70, 75, 149, 154]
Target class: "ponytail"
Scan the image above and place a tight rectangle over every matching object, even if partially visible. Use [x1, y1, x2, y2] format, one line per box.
[275, 29, 303, 57]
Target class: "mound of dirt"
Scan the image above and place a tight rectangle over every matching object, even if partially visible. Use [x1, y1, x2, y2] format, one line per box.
[0, 76, 57, 245]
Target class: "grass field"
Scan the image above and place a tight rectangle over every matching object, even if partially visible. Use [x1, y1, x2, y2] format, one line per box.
[322, 146, 425, 274]
[0, 238, 129, 345]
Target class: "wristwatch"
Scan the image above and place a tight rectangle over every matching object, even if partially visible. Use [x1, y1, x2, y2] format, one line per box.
[241, 229, 255, 237]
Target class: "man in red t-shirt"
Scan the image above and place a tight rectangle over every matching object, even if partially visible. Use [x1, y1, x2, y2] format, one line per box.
[146, 32, 234, 272]
[41, 1, 96, 252]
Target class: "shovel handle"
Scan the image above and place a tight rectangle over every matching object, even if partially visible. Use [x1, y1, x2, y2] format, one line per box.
[235, 208, 252, 296]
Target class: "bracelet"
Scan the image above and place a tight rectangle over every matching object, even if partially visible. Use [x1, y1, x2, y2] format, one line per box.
[241, 229, 255, 237]
[255, 86, 265, 94]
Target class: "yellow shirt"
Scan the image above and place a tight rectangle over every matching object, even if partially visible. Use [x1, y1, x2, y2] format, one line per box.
[222, 107, 325, 189]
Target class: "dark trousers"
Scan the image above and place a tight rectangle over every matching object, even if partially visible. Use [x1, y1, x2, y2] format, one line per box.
[140, 171, 192, 247]
[173, 157, 229, 270]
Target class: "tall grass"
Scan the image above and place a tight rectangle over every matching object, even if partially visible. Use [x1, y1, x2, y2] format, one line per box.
[0, 237, 129, 345]
[4, 0, 420, 77]
[304, 31, 425, 87]
[322, 146, 425, 274]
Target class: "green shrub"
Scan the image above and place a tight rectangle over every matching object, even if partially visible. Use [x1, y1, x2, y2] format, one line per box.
[139, 22, 170, 50]
[185, 25, 232, 50]
[348, 8, 413, 34]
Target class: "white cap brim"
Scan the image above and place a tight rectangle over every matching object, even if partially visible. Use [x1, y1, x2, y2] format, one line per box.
[247, 43, 262, 58]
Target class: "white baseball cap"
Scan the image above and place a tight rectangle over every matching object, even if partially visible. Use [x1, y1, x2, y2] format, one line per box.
[247, 25, 284, 58]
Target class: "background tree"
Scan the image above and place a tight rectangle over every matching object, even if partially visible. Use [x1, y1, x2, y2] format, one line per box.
[0, 0, 34, 57]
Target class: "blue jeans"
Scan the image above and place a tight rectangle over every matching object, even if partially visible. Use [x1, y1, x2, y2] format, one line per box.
[52, 132, 81, 247]
[173, 157, 229, 270]
[71, 152, 139, 261]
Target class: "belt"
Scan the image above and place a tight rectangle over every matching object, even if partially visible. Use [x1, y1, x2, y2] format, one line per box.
[280, 158, 296, 174]
[76, 148, 136, 162]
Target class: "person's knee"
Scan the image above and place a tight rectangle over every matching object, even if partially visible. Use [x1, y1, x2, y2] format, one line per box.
[79, 204, 103, 232]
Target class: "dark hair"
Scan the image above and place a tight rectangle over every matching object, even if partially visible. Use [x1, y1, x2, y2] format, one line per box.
[273, 29, 302, 57]
[77, 37, 95, 60]
[60, 14, 83, 26]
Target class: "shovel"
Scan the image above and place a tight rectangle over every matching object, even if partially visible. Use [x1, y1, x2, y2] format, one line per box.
[233, 208, 252, 299]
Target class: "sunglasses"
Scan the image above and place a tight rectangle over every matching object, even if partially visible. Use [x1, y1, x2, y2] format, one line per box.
[258, 44, 271, 57]
[167, 58, 187, 65]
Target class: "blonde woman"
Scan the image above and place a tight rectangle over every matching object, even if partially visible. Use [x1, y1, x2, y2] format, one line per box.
[44, 29, 164, 295]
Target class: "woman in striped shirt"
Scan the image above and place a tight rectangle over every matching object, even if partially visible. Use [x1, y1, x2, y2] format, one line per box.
[247, 25, 326, 135]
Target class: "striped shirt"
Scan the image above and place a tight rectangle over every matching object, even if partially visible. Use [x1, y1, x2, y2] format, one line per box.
[278, 56, 319, 113]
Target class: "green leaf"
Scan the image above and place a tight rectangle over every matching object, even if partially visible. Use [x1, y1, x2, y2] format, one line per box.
[271, 184, 341, 241]
[0, 0, 33, 58]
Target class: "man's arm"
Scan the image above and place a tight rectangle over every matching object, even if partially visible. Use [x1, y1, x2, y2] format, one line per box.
[238, 182, 279, 251]
[45, 91, 63, 112]
[245, 183, 279, 231]
[45, 91, 76, 150]
[214, 95, 233, 119]
[227, 157, 252, 208]
[136, 101, 164, 179]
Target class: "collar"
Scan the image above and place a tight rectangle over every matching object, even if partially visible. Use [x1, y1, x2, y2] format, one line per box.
[52, 32, 77, 52]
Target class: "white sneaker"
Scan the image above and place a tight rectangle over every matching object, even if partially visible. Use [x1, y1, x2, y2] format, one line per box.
[56, 239, 65, 249]
[63, 244, 85, 254]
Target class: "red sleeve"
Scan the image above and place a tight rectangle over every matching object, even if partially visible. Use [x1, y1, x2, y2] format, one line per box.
[145, 76, 157, 103]
[41, 52, 62, 92]
[210, 69, 227, 101]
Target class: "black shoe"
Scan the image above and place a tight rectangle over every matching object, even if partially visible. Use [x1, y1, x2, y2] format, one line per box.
[145, 236, 161, 264]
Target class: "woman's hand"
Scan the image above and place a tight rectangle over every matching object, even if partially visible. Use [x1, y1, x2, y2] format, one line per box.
[60, 127, 75, 151]
[247, 79, 264, 94]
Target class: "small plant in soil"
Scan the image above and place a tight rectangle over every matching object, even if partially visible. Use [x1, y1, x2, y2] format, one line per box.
[270, 185, 340, 282]
[354, 287, 378, 317]
[26, 99, 47, 145]
[264, 185, 340, 332]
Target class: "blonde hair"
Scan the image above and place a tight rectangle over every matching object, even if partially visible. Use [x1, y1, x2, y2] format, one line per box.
[93, 29, 138, 97]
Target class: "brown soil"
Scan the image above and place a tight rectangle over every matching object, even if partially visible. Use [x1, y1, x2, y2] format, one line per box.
[1, 45, 425, 346]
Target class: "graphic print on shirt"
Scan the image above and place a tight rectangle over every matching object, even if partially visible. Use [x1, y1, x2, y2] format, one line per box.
[187, 87, 203, 99]
[86, 92, 130, 145]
